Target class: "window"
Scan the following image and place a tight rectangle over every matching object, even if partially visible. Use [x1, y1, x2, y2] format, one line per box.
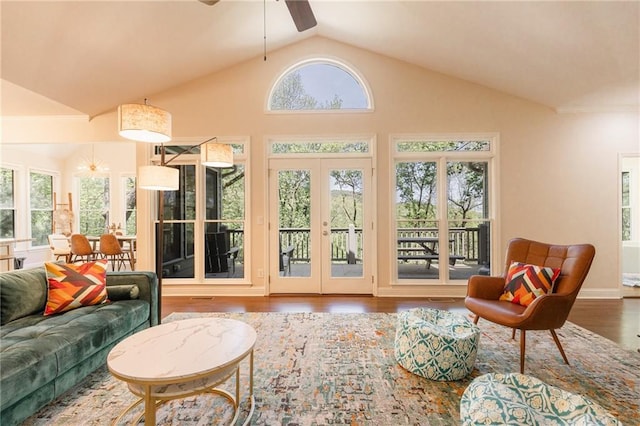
[77, 176, 110, 236]
[268, 59, 372, 111]
[123, 176, 137, 235]
[393, 136, 495, 283]
[0, 168, 15, 239]
[622, 171, 630, 241]
[155, 140, 248, 282]
[30, 171, 54, 246]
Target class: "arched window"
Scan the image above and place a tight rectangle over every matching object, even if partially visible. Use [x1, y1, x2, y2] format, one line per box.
[268, 59, 372, 111]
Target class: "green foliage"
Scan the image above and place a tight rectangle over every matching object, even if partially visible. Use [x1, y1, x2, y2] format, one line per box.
[279, 170, 311, 228]
[0, 168, 15, 238]
[222, 165, 245, 222]
[30, 172, 53, 245]
[396, 161, 488, 229]
[78, 176, 109, 236]
[270, 71, 343, 110]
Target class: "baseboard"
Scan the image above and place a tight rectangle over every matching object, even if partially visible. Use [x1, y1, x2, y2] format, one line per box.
[576, 288, 623, 299]
[163, 285, 266, 297]
[376, 285, 468, 298]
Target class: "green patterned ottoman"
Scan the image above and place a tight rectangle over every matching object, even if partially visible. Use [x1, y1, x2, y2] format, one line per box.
[394, 308, 480, 381]
[460, 373, 622, 426]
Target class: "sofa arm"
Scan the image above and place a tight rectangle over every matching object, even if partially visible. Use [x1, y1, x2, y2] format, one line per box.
[106, 271, 159, 326]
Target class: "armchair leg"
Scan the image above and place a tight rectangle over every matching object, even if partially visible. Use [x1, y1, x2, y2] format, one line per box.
[520, 329, 526, 374]
[550, 329, 570, 365]
[512, 328, 516, 340]
[473, 315, 479, 325]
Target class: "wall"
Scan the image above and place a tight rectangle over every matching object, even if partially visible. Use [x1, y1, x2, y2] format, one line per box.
[3, 36, 638, 297]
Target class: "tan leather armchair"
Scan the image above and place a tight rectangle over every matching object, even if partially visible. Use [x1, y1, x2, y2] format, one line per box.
[465, 237, 596, 373]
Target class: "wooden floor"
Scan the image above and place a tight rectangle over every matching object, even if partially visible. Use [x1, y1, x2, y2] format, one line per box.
[162, 295, 640, 352]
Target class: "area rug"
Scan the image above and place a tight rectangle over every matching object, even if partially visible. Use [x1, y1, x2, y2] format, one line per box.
[23, 312, 640, 425]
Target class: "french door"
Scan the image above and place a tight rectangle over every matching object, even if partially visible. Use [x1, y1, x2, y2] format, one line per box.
[268, 158, 373, 294]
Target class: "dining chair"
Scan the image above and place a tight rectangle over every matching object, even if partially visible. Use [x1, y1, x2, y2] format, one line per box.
[69, 234, 96, 263]
[48, 234, 71, 263]
[99, 233, 131, 271]
[464, 237, 596, 373]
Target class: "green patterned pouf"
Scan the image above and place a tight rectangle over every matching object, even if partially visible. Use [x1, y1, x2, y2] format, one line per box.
[460, 373, 622, 426]
[394, 308, 480, 381]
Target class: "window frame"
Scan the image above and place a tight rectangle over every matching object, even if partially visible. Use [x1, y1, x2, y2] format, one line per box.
[28, 169, 56, 247]
[390, 133, 499, 285]
[266, 57, 374, 113]
[148, 137, 250, 284]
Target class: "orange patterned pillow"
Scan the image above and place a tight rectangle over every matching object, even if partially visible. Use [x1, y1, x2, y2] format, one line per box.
[499, 262, 561, 307]
[44, 259, 109, 315]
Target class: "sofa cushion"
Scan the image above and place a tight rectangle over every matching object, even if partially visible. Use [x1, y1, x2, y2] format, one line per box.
[0, 299, 149, 411]
[0, 268, 48, 326]
[44, 260, 109, 315]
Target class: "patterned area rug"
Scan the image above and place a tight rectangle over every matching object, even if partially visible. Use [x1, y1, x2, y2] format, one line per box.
[23, 312, 640, 425]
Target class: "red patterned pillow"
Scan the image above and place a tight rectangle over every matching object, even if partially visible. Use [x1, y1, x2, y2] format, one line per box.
[499, 262, 561, 307]
[44, 259, 109, 316]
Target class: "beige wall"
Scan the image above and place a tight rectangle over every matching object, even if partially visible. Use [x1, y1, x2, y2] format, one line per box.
[3, 37, 638, 297]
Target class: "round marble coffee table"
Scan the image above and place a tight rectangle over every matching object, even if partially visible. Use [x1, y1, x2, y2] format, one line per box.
[107, 318, 256, 425]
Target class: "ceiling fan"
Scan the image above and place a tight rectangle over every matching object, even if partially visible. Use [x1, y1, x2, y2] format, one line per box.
[199, 0, 317, 32]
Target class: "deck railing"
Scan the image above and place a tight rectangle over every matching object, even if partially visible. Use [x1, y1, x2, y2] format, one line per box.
[278, 227, 482, 263]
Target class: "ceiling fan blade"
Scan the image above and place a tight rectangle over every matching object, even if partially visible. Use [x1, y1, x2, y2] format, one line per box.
[284, 0, 317, 32]
[198, 0, 220, 5]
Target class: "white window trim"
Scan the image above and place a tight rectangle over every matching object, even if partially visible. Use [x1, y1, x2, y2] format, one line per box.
[265, 56, 375, 113]
[389, 133, 500, 285]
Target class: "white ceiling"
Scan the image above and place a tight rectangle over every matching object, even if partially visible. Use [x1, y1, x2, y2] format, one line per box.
[1, 0, 638, 117]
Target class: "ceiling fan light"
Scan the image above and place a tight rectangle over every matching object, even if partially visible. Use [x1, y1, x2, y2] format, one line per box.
[201, 143, 233, 168]
[118, 103, 172, 143]
[138, 165, 179, 191]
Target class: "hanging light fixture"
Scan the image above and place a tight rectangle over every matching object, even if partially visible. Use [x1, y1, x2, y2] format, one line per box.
[118, 100, 171, 143]
[77, 144, 109, 175]
[138, 165, 179, 191]
[201, 142, 233, 168]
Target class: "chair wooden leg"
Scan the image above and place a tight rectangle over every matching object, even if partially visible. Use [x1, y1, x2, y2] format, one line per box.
[520, 329, 526, 374]
[550, 329, 570, 365]
[473, 315, 479, 325]
[512, 328, 516, 340]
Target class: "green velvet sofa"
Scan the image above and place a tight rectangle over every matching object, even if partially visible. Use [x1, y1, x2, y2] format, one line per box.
[0, 267, 159, 426]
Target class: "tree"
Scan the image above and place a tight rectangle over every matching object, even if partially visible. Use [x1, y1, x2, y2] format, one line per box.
[395, 162, 438, 227]
[270, 71, 343, 110]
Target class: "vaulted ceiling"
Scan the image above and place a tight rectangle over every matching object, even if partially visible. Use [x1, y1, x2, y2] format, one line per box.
[1, 0, 638, 117]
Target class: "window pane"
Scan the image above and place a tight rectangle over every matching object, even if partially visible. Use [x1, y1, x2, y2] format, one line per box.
[161, 222, 194, 278]
[0, 210, 15, 239]
[31, 211, 52, 246]
[164, 165, 195, 221]
[124, 176, 136, 235]
[271, 140, 369, 155]
[396, 161, 439, 279]
[30, 172, 53, 245]
[397, 140, 490, 152]
[0, 168, 14, 208]
[78, 176, 109, 235]
[0, 168, 15, 239]
[270, 62, 369, 110]
[30, 172, 53, 209]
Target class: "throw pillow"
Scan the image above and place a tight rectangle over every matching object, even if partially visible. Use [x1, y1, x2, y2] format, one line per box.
[44, 259, 109, 315]
[499, 262, 561, 307]
[106, 284, 140, 301]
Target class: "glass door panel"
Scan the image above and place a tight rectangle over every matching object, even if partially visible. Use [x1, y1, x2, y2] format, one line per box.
[270, 158, 372, 294]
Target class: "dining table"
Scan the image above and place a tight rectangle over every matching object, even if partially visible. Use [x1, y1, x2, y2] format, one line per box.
[87, 235, 137, 270]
